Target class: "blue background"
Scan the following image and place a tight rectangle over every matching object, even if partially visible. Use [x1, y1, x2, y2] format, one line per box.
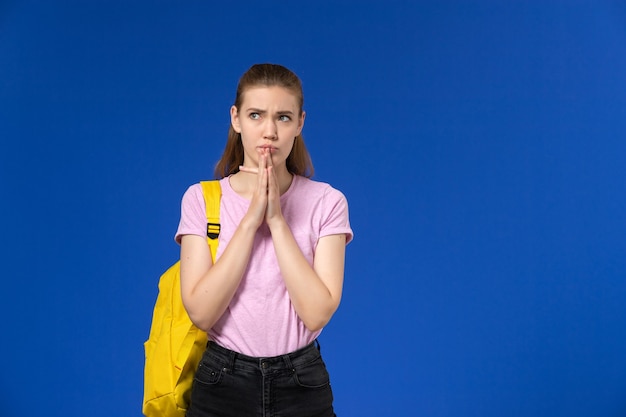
[1, 1, 626, 416]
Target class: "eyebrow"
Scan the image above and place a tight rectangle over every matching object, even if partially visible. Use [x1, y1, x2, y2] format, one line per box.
[245, 107, 295, 115]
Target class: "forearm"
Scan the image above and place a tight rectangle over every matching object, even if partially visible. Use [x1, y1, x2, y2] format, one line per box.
[269, 219, 342, 331]
[181, 219, 258, 331]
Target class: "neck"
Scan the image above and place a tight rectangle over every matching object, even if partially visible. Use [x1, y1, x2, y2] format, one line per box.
[272, 165, 294, 195]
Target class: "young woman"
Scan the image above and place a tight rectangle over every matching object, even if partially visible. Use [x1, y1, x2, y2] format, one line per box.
[176, 63, 353, 417]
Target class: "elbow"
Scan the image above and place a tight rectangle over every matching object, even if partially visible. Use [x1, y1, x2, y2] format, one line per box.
[301, 304, 339, 332]
[187, 311, 215, 333]
[183, 299, 217, 332]
[303, 319, 328, 332]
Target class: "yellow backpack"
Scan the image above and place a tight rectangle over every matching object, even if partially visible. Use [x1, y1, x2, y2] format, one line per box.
[143, 181, 221, 417]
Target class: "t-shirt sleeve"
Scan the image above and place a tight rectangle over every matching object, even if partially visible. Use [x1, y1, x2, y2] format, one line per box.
[175, 183, 206, 244]
[320, 187, 354, 244]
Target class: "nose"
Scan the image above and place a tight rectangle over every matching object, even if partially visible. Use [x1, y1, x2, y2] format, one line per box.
[263, 119, 277, 140]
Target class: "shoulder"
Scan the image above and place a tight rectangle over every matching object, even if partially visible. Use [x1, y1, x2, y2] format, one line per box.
[290, 176, 351, 223]
[295, 177, 353, 242]
[175, 183, 210, 244]
[292, 176, 348, 202]
[181, 183, 205, 207]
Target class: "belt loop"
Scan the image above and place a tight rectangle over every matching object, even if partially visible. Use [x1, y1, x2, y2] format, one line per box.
[282, 352, 294, 371]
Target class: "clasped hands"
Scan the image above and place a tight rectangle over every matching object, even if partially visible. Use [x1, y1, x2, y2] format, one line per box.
[239, 147, 285, 229]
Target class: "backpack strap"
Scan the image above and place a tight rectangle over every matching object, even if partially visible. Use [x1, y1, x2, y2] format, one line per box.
[200, 180, 221, 262]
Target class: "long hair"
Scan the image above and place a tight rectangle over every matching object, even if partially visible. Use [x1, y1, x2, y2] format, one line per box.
[214, 64, 314, 179]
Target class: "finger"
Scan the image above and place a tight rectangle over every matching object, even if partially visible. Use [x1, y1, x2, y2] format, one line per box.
[259, 150, 267, 169]
[268, 166, 283, 202]
[266, 165, 276, 193]
[266, 149, 274, 167]
[239, 165, 259, 174]
[258, 153, 268, 191]
[265, 166, 275, 214]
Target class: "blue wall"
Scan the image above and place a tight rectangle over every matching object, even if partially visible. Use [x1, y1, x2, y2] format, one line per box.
[2, 1, 626, 416]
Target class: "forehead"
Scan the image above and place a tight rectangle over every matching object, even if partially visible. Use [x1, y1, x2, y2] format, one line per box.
[240, 86, 300, 110]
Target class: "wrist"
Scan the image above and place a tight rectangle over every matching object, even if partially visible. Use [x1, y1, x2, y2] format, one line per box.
[240, 214, 262, 233]
[267, 216, 288, 234]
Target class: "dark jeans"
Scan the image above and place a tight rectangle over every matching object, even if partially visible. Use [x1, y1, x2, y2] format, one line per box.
[186, 340, 336, 417]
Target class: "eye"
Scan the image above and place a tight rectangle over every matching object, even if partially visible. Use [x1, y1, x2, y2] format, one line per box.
[278, 115, 291, 122]
[249, 112, 260, 120]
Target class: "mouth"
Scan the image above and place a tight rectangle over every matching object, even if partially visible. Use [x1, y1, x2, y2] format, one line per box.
[257, 145, 278, 153]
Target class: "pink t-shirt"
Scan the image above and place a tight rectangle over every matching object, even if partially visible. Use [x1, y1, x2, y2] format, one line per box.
[175, 175, 353, 357]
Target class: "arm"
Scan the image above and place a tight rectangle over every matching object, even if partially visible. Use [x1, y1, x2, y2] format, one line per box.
[265, 163, 347, 331]
[180, 168, 270, 331]
[179, 221, 256, 331]
[269, 222, 346, 331]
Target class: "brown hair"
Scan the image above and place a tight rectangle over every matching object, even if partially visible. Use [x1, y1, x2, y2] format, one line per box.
[214, 63, 314, 178]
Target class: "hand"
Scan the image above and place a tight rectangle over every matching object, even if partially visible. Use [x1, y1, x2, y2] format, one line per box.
[264, 151, 283, 225]
[239, 149, 285, 228]
[241, 150, 269, 229]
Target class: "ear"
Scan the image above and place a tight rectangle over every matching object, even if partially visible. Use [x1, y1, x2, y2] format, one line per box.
[230, 105, 241, 133]
[296, 110, 306, 136]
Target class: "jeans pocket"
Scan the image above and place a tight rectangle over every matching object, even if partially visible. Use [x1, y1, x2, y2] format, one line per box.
[194, 360, 224, 386]
[292, 358, 331, 389]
